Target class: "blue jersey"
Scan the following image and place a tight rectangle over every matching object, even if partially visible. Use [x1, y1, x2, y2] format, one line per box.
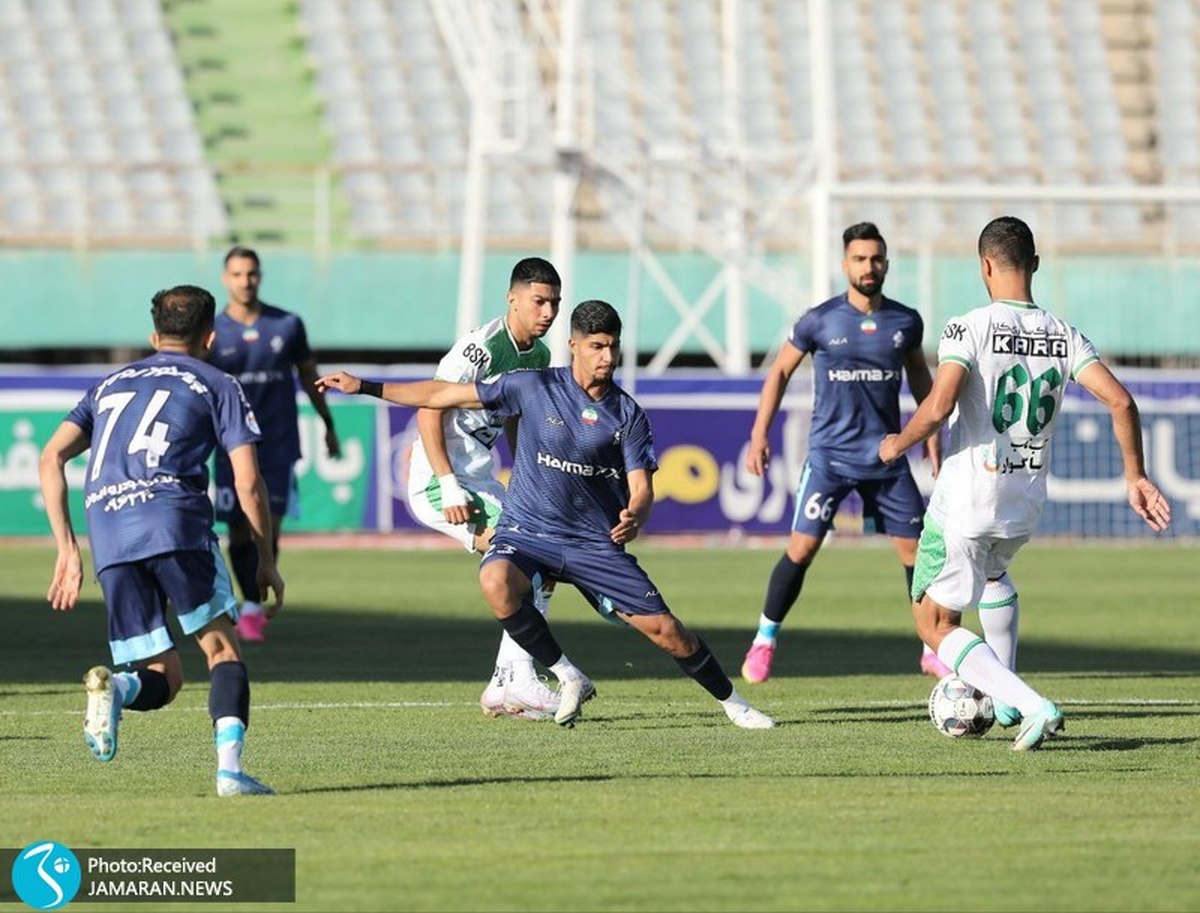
[209, 304, 311, 468]
[791, 294, 924, 478]
[67, 352, 261, 574]
[477, 367, 657, 546]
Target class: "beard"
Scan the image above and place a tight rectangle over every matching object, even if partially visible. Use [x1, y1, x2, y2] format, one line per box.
[851, 275, 884, 298]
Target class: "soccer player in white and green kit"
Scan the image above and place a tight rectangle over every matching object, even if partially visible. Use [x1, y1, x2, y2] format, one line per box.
[406, 258, 564, 719]
[880, 216, 1172, 750]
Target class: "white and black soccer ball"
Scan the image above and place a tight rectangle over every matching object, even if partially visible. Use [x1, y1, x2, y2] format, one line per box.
[929, 674, 995, 738]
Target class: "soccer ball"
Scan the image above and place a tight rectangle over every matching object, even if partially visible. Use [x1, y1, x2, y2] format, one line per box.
[53, 857, 71, 875]
[929, 674, 995, 738]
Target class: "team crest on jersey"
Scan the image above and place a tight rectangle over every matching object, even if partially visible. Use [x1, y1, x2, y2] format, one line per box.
[860, 318, 877, 335]
[892, 330, 905, 348]
[242, 328, 260, 343]
[270, 335, 284, 353]
[580, 406, 598, 425]
[245, 409, 262, 435]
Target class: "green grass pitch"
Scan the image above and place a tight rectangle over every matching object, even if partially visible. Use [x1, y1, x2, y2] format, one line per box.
[1, 541, 1197, 912]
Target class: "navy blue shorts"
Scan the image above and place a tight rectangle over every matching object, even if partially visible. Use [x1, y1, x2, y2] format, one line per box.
[480, 530, 670, 620]
[791, 460, 924, 539]
[213, 453, 298, 523]
[96, 543, 239, 666]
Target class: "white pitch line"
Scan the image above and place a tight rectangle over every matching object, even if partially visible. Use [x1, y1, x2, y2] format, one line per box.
[0, 697, 1194, 718]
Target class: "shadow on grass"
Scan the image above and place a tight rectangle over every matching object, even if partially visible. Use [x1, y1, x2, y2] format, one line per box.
[4, 596, 1199, 686]
[1046, 735, 1200, 752]
[293, 768, 1019, 795]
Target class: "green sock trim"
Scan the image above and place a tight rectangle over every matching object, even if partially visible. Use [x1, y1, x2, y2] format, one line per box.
[978, 594, 1018, 609]
[952, 636, 985, 673]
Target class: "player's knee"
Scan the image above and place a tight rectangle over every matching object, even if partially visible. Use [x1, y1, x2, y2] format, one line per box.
[785, 536, 821, 564]
[478, 568, 521, 617]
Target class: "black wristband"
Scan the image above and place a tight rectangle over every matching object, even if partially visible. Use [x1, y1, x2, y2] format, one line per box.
[358, 380, 383, 398]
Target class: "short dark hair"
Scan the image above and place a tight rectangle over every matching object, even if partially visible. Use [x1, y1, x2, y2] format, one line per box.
[570, 300, 621, 337]
[224, 245, 260, 268]
[151, 285, 216, 340]
[510, 257, 561, 289]
[978, 216, 1037, 271]
[842, 222, 887, 252]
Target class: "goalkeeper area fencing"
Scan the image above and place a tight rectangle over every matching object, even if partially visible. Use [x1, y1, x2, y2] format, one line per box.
[1, 368, 1196, 539]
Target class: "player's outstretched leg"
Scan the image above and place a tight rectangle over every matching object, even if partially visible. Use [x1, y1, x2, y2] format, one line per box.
[932, 626, 1064, 751]
[629, 612, 775, 728]
[83, 666, 121, 762]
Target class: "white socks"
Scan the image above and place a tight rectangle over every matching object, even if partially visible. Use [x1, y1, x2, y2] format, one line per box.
[979, 575, 1019, 670]
[937, 627, 1043, 717]
[753, 614, 781, 647]
[550, 656, 584, 683]
[215, 716, 245, 774]
[720, 689, 751, 719]
[241, 600, 264, 618]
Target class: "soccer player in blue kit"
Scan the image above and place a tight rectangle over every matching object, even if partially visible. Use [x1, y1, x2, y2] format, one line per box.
[39, 285, 283, 796]
[210, 246, 340, 642]
[319, 301, 774, 730]
[740, 223, 945, 684]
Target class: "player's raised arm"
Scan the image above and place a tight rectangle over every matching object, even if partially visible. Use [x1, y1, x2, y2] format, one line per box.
[1074, 361, 1172, 531]
[38, 420, 90, 611]
[747, 342, 807, 476]
[317, 371, 485, 410]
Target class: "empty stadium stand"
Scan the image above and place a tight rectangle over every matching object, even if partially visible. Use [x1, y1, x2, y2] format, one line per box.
[0, 0, 1197, 250]
[0, 0, 226, 242]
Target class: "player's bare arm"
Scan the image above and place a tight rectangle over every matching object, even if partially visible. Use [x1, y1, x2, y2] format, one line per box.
[317, 371, 485, 410]
[612, 468, 654, 545]
[297, 358, 341, 459]
[903, 346, 942, 475]
[747, 342, 807, 476]
[38, 420, 90, 611]
[1075, 361, 1172, 531]
[417, 407, 472, 525]
[228, 443, 286, 614]
[880, 361, 968, 464]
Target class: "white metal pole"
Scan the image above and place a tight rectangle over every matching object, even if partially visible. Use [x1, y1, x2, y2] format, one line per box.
[456, 109, 488, 339]
[549, 0, 581, 365]
[722, 0, 749, 373]
[808, 0, 836, 306]
[622, 182, 645, 395]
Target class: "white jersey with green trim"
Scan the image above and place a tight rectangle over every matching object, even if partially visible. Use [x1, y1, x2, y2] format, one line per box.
[409, 316, 552, 484]
[930, 299, 1098, 537]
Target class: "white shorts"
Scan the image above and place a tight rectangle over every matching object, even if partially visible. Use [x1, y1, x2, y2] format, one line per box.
[911, 514, 1029, 612]
[407, 473, 505, 553]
